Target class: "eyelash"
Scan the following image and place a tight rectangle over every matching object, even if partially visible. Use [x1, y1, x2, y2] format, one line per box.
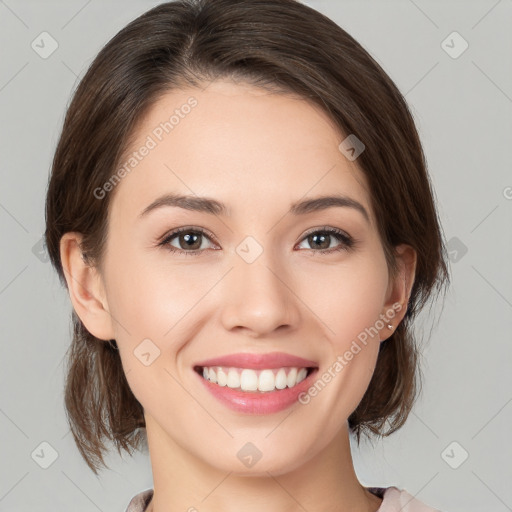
[157, 226, 357, 257]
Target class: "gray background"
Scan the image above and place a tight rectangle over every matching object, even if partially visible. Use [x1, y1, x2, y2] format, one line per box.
[1, 0, 511, 511]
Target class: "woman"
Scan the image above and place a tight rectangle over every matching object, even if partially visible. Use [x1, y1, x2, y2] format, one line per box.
[44, 0, 450, 510]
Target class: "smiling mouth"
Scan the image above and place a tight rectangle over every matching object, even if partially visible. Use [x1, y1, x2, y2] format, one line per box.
[194, 365, 318, 393]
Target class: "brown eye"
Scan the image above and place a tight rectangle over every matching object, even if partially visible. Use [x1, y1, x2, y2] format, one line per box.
[296, 227, 355, 254]
[175, 231, 203, 250]
[158, 226, 356, 257]
[159, 227, 216, 256]
[307, 232, 331, 250]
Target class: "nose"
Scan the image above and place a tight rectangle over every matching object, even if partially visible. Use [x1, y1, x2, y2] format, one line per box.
[219, 252, 301, 337]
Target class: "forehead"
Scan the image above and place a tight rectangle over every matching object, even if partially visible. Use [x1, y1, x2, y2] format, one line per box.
[110, 79, 374, 226]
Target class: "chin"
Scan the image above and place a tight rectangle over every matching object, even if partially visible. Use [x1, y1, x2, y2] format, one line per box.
[207, 447, 310, 478]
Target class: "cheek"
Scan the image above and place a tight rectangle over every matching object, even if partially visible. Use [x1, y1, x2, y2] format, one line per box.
[293, 253, 388, 415]
[102, 253, 197, 406]
[296, 254, 389, 346]
[104, 245, 200, 336]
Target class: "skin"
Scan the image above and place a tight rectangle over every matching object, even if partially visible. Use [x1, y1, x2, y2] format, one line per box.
[60, 79, 416, 512]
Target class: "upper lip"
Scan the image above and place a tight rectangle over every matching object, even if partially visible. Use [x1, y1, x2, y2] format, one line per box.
[194, 352, 319, 370]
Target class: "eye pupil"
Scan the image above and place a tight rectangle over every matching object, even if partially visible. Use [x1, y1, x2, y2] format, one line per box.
[181, 232, 201, 250]
[309, 233, 330, 250]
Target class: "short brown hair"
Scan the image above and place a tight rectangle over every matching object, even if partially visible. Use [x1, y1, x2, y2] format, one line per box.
[45, 0, 450, 475]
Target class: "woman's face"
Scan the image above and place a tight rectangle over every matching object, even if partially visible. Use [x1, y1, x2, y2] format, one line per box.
[86, 80, 411, 475]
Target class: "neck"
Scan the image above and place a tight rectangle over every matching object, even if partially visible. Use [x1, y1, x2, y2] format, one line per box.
[144, 415, 382, 512]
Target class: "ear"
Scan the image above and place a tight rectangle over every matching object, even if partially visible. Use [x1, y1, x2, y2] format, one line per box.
[59, 232, 115, 341]
[379, 243, 417, 342]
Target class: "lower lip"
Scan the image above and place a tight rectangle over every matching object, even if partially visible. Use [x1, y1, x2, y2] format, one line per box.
[195, 368, 318, 414]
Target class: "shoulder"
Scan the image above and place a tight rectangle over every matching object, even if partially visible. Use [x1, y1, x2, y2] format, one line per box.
[369, 486, 442, 511]
[125, 489, 154, 512]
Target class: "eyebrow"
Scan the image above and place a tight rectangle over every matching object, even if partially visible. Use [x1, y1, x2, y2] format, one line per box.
[138, 193, 370, 223]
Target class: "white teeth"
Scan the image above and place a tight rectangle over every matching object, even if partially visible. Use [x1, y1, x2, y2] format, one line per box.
[296, 368, 308, 384]
[275, 368, 288, 389]
[200, 366, 312, 392]
[286, 368, 297, 388]
[227, 368, 240, 388]
[257, 369, 275, 391]
[216, 367, 227, 386]
[241, 369, 259, 391]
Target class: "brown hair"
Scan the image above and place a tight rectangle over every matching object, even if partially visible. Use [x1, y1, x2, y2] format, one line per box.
[45, 0, 450, 475]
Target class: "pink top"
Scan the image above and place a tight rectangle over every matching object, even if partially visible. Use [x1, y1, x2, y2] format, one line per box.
[125, 486, 442, 511]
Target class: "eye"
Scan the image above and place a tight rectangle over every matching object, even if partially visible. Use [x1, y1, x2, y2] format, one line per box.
[158, 226, 218, 256]
[158, 226, 356, 256]
[296, 227, 356, 255]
